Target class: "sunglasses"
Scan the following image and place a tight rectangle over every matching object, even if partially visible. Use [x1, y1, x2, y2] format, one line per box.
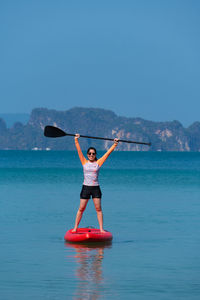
[88, 152, 96, 156]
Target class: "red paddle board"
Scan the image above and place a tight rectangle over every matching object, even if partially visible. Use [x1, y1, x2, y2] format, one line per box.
[64, 228, 113, 243]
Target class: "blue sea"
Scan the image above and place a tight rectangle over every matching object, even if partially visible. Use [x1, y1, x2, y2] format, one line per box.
[1, 151, 200, 299]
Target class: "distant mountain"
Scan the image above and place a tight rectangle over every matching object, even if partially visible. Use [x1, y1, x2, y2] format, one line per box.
[0, 113, 30, 127]
[0, 107, 199, 151]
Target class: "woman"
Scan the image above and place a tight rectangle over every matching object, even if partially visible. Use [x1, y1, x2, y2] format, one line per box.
[72, 134, 119, 233]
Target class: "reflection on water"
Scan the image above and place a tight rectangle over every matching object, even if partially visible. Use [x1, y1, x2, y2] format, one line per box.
[65, 242, 112, 299]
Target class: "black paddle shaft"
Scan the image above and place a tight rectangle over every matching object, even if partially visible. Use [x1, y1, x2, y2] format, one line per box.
[44, 125, 151, 146]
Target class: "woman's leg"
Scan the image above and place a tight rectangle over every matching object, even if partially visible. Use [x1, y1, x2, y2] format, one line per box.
[72, 199, 89, 232]
[93, 198, 105, 233]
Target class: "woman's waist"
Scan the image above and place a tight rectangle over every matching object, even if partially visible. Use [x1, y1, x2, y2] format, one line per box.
[82, 184, 100, 187]
[83, 178, 99, 186]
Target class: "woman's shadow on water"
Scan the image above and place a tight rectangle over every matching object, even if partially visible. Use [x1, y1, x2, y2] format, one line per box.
[65, 242, 112, 300]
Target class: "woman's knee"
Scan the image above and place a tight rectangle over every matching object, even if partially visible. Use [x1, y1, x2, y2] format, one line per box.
[93, 198, 102, 212]
[79, 206, 86, 213]
[95, 205, 102, 212]
[78, 199, 88, 213]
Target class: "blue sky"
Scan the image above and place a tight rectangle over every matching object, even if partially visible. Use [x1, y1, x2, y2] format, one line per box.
[1, 0, 200, 126]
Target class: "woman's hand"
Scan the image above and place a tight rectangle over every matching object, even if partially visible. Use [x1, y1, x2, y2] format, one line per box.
[114, 138, 119, 145]
[75, 133, 80, 139]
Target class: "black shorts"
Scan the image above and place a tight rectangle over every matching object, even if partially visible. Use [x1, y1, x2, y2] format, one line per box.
[80, 185, 102, 199]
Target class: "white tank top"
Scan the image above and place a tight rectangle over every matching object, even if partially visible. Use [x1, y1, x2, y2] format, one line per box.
[83, 161, 100, 186]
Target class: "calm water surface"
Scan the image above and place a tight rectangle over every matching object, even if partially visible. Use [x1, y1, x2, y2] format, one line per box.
[0, 151, 200, 299]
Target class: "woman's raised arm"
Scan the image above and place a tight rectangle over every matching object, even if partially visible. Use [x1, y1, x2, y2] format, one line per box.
[97, 139, 119, 167]
[75, 134, 87, 165]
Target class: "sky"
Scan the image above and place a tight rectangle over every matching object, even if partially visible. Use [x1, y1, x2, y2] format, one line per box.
[1, 0, 200, 126]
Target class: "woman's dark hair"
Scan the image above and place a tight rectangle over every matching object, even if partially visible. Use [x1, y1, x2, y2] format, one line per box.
[87, 147, 97, 161]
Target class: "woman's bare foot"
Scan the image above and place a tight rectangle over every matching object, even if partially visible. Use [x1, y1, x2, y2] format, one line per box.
[100, 229, 106, 233]
[71, 228, 77, 233]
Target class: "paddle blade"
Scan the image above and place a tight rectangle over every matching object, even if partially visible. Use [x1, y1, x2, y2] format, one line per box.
[44, 126, 67, 138]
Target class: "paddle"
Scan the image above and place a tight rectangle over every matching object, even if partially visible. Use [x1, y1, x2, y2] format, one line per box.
[44, 125, 151, 146]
